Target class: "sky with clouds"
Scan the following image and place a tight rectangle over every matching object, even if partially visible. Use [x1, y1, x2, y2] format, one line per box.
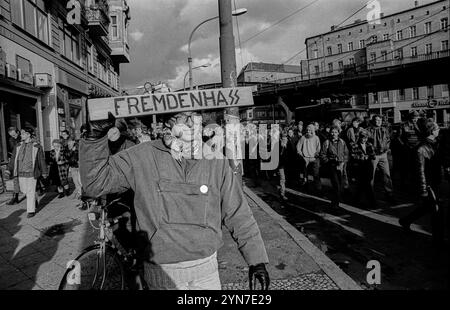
[120, 0, 437, 90]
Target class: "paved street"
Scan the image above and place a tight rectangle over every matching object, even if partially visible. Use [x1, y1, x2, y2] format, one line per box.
[244, 174, 450, 290]
[0, 187, 359, 290]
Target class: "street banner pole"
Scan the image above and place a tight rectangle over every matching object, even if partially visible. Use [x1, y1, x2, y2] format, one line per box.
[219, 0, 243, 183]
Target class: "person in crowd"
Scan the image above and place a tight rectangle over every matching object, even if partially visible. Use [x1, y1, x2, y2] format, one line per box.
[297, 124, 322, 192]
[67, 137, 81, 200]
[320, 125, 349, 208]
[346, 117, 362, 146]
[345, 117, 362, 183]
[296, 121, 304, 139]
[129, 119, 152, 144]
[6, 127, 21, 205]
[79, 111, 270, 290]
[350, 130, 376, 207]
[60, 130, 70, 148]
[397, 111, 422, 187]
[286, 128, 301, 186]
[5, 127, 47, 218]
[399, 119, 444, 244]
[49, 139, 70, 198]
[278, 134, 290, 201]
[367, 114, 395, 203]
[317, 123, 329, 144]
[360, 116, 371, 129]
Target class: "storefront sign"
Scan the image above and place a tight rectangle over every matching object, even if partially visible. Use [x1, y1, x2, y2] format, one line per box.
[34, 73, 53, 88]
[411, 99, 450, 109]
[87, 87, 255, 121]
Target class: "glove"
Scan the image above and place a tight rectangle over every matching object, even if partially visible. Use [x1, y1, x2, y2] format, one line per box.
[85, 112, 116, 141]
[249, 263, 270, 290]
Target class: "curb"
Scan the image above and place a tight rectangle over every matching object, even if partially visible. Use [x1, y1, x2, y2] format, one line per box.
[244, 186, 362, 290]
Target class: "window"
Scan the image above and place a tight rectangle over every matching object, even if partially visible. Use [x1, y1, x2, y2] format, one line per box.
[409, 26, 416, 38]
[337, 44, 343, 53]
[60, 21, 81, 65]
[413, 87, 419, 100]
[338, 61, 344, 70]
[87, 45, 94, 73]
[396, 30, 403, 40]
[111, 15, 118, 39]
[383, 33, 389, 41]
[313, 49, 318, 58]
[398, 89, 405, 101]
[381, 51, 388, 61]
[427, 86, 434, 98]
[359, 40, 365, 49]
[411, 46, 418, 57]
[373, 92, 378, 102]
[426, 44, 432, 54]
[441, 40, 449, 51]
[16, 55, 33, 79]
[348, 57, 355, 65]
[348, 42, 354, 51]
[425, 22, 432, 34]
[370, 52, 376, 63]
[314, 65, 320, 74]
[441, 18, 448, 30]
[327, 46, 332, 56]
[11, 0, 49, 45]
[395, 49, 403, 59]
[328, 63, 333, 72]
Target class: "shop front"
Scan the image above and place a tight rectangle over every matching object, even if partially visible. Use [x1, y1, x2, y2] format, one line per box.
[398, 99, 450, 127]
[56, 68, 88, 140]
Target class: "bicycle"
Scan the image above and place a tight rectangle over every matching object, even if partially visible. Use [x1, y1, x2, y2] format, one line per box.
[59, 196, 147, 290]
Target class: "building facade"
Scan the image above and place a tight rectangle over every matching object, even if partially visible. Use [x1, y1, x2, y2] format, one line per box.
[0, 0, 130, 163]
[303, 0, 449, 124]
[237, 62, 302, 83]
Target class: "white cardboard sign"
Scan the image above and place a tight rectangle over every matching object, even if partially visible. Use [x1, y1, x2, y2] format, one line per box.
[87, 87, 255, 121]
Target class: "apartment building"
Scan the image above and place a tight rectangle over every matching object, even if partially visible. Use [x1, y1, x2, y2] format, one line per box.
[0, 0, 130, 163]
[303, 0, 449, 124]
[237, 62, 302, 83]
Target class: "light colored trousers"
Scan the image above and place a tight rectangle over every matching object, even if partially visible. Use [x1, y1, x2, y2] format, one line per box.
[70, 167, 82, 196]
[144, 252, 221, 290]
[370, 152, 393, 194]
[18, 177, 37, 213]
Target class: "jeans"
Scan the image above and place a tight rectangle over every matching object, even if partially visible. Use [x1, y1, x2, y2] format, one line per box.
[302, 157, 322, 191]
[70, 167, 82, 196]
[330, 167, 343, 204]
[144, 252, 221, 290]
[370, 152, 393, 195]
[18, 177, 37, 213]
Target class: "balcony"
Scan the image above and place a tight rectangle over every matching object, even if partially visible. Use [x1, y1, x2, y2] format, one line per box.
[110, 42, 130, 64]
[367, 49, 450, 70]
[86, 3, 110, 37]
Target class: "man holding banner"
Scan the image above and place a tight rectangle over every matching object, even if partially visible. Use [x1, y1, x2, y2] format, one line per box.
[79, 87, 270, 290]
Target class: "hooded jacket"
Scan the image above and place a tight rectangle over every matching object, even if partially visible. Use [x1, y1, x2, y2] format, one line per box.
[79, 136, 269, 266]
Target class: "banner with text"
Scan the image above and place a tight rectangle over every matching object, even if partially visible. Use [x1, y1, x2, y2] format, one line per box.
[87, 87, 255, 121]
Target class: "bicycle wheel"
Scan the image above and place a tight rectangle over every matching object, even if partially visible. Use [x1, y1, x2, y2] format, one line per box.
[59, 245, 125, 290]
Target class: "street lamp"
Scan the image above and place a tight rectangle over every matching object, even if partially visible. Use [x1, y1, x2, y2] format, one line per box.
[184, 63, 211, 90]
[187, 8, 247, 90]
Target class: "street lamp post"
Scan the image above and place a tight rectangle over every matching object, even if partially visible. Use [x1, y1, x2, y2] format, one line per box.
[184, 64, 211, 91]
[187, 8, 247, 90]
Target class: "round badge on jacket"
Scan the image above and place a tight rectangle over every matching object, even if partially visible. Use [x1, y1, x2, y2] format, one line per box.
[200, 185, 208, 194]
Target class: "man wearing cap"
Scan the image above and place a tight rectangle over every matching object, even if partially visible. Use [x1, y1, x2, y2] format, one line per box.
[79, 111, 270, 290]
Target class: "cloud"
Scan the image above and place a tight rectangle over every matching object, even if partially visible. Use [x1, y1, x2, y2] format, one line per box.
[130, 30, 144, 41]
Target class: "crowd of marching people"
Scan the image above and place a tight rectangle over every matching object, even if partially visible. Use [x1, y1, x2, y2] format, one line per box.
[245, 111, 450, 244]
